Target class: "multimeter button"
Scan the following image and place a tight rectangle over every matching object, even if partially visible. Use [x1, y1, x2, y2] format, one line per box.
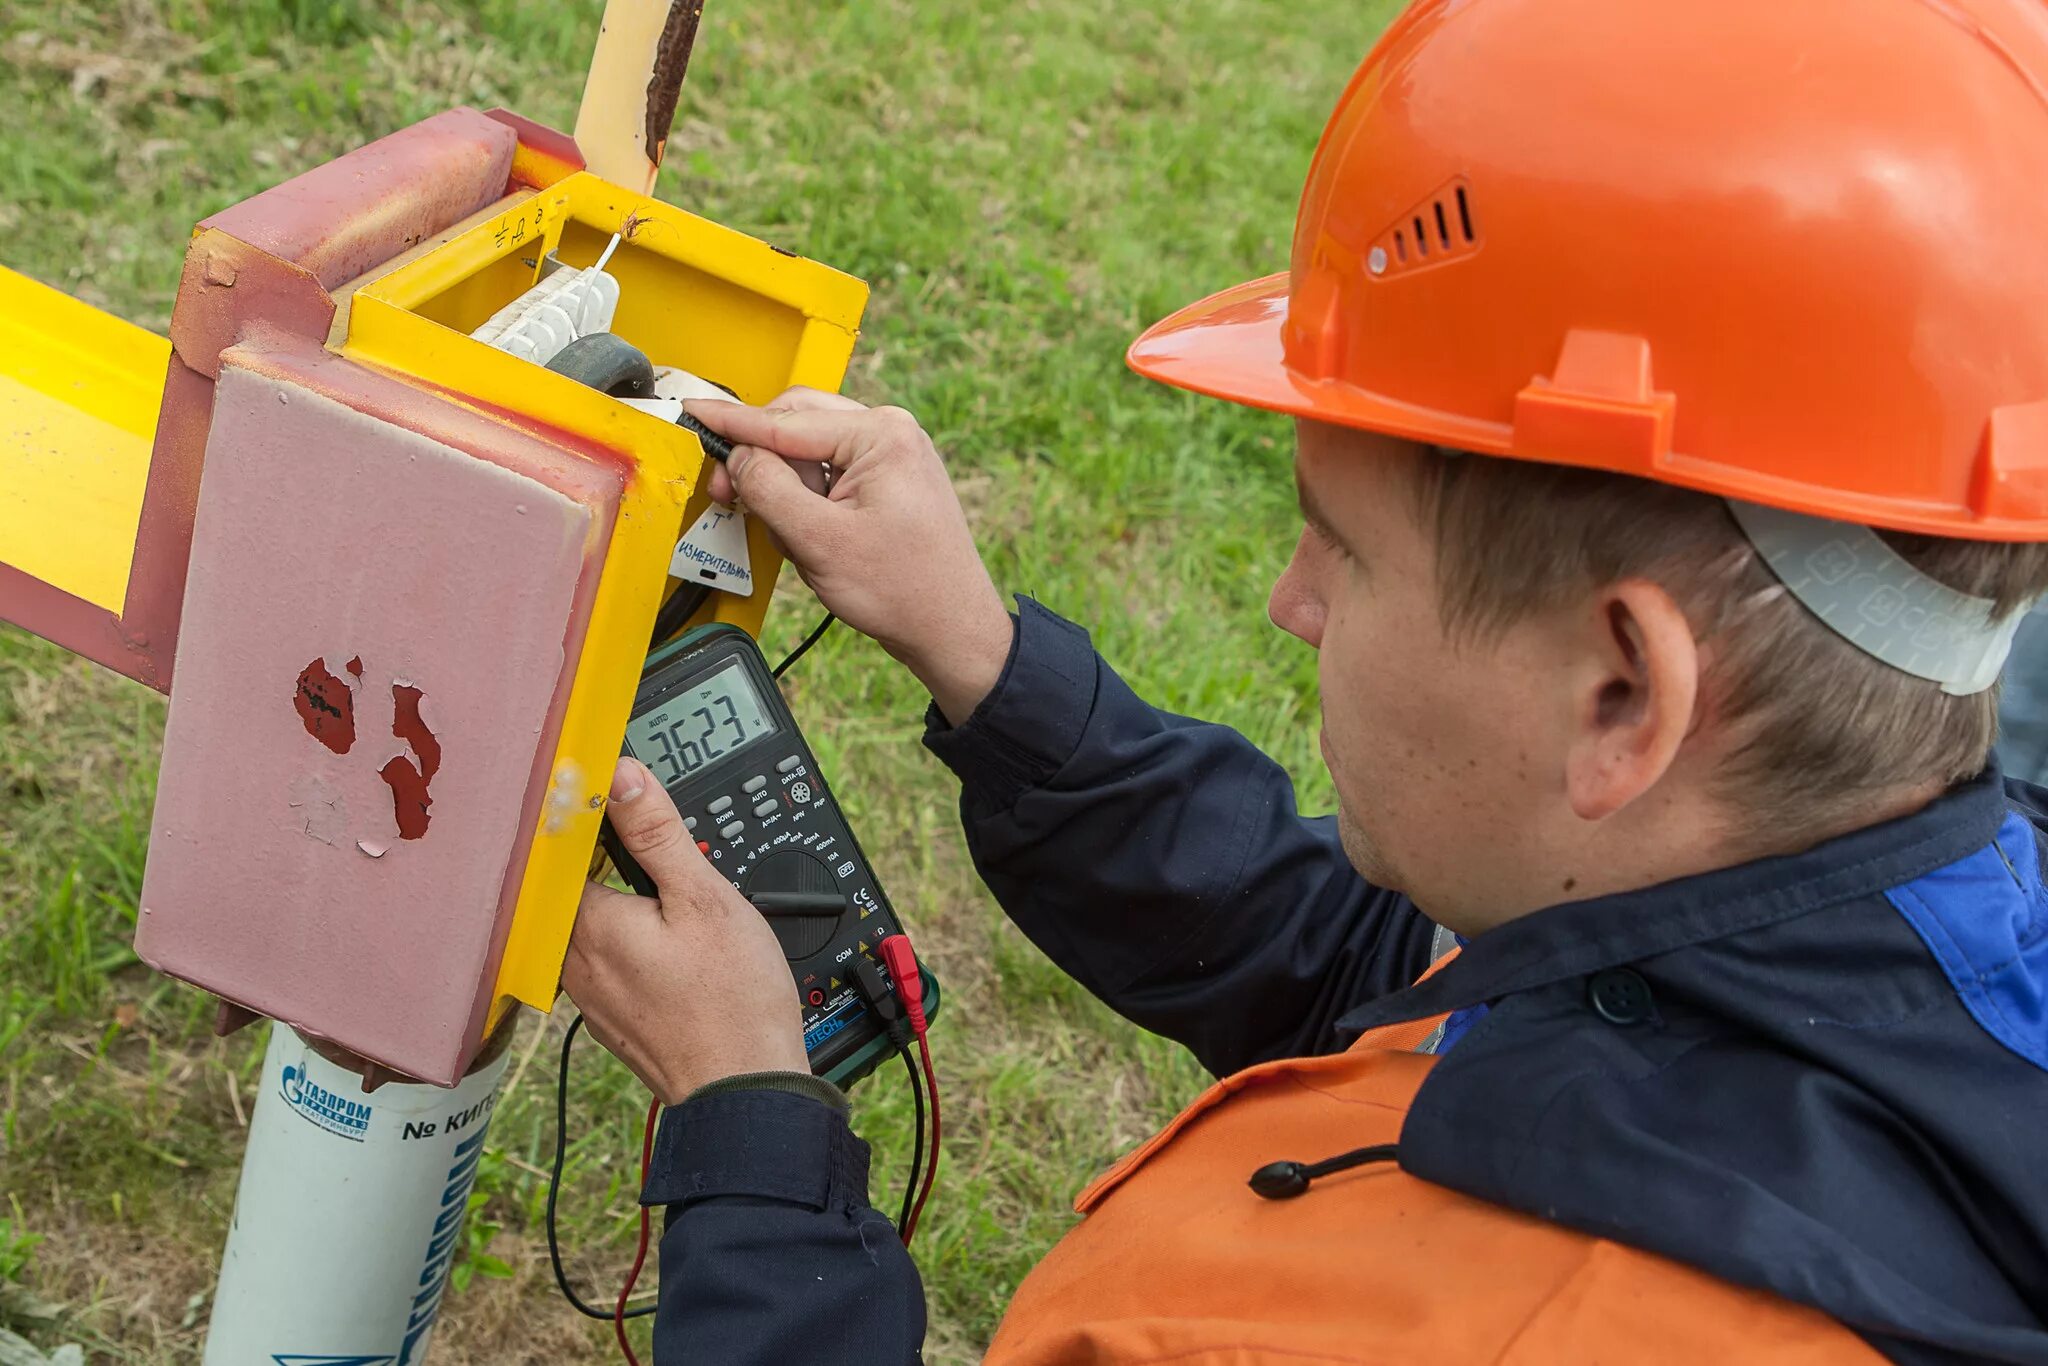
[742, 776, 769, 794]
[719, 820, 745, 841]
[777, 755, 803, 774]
[684, 817, 698, 832]
[708, 796, 734, 816]
[753, 799, 779, 817]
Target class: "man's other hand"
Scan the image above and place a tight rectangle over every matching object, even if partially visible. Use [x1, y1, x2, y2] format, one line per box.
[690, 389, 1013, 725]
[563, 757, 809, 1105]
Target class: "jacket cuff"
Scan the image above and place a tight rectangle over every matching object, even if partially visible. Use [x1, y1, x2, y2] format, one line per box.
[683, 1069, 848, 1116]
[923, 596, 1098, 811]
[640, 1088, 869, 1211]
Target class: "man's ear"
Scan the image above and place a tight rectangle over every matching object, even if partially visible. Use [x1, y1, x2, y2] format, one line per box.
[1565, 580, 1701, 822]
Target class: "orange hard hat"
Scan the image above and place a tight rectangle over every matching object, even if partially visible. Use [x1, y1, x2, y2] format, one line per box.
[1128, 0, 2048, 541]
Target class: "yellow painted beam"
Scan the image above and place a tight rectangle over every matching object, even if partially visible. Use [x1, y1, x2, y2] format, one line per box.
[0, 267, 168, 613]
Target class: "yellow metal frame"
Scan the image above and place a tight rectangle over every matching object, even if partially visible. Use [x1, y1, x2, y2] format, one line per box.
[0, 266, 170, 613]
[342, 172, 868, 1030]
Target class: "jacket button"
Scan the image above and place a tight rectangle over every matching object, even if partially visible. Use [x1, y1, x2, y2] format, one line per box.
[1587, 968, 1654, 1025]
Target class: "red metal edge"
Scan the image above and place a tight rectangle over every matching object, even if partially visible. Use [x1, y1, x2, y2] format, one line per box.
[205, 108, 517, 292]
[485, 107, 587, 190]
[0, 564, 141, 685]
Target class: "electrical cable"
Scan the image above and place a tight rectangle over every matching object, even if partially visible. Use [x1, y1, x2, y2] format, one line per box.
[548, 1015, 659, 1322]
[896, 1044, 926, 1237]
[773, 612, 836, 678]
[906, 1030, 941, 1244]
[614, 1096, 662, 1366]
[649, 580, 713, 648]
[878, 935, 940, 1245]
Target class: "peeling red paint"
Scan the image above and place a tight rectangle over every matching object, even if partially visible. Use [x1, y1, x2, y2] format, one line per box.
[380, 756, 432, 840]
[346, 655, 364, 678]
[381, 683, 440, 839]
[391, 684, 440, 780]
[294, 658, 356, 754]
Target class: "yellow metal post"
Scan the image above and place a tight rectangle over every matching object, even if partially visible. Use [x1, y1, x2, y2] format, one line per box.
[574, 0, 702, 195]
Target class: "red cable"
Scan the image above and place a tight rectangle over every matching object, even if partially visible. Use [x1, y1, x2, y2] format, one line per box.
[878, 935, 940, 1246]
[905, 1028, 941, 1244]
[615, 1096, 661, 1365]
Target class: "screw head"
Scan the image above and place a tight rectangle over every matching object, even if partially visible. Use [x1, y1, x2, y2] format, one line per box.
[1367, 246, 1389, 276]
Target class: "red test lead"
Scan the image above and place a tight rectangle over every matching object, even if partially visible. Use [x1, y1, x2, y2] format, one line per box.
[879, 935, 940, 1244]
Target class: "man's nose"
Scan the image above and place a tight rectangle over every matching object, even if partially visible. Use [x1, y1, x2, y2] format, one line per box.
[1269, 537, 1324, 647]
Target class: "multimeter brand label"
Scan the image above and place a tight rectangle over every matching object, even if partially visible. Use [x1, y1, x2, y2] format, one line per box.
[804, 1009, 857, 1052]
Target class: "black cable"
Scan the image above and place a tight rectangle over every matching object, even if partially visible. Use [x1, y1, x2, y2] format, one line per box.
[897, 1045, 926, 1235]
[549, 1014, 659, 1321]
[773, 613, 836, 678]
[677, 410, 735, 463]
[649, 580, 713, 648]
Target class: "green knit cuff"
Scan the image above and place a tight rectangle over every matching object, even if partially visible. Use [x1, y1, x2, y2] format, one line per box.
[683, 1069, 848, 1117]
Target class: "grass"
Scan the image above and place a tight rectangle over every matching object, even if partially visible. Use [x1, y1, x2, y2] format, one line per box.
[0, 0, 1400, 1359]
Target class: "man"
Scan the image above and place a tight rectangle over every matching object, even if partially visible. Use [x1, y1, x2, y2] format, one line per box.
[562, 0, 2048, 1360]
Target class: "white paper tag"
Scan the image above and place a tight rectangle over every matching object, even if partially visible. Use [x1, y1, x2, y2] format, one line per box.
[651, 367, 738, 403]
[669, 503, 753, 594]
[618, 395, 685, 423]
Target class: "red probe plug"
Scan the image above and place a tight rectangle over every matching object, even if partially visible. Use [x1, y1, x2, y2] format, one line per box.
[878, 935, 926, 1032]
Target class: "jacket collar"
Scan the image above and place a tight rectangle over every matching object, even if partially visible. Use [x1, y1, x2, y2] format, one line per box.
[1334, 761, 2012, 1038]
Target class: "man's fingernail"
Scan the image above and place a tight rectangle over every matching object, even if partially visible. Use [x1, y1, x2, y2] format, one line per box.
[726, 446, 752, 478]
[610, 758, 645, 803]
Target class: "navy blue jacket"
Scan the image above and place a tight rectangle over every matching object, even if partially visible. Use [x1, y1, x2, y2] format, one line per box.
[643, 599, 2048, 1364]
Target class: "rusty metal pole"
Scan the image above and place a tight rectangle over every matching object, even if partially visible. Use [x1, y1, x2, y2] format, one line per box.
[574, 0, 706, 194]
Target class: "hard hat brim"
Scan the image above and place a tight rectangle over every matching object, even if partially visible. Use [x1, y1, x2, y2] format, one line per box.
[1125, 271, 1507, 451]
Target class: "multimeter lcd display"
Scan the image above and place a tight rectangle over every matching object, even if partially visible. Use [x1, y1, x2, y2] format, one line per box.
[626, 660, 781, 786]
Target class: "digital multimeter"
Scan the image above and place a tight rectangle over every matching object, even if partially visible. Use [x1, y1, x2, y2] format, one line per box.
[600, 623, 937, 1090]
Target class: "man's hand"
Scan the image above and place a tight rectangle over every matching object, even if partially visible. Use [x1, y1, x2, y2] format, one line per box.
[563, 758, 808, 1105]
[692, 389, 1013, 725]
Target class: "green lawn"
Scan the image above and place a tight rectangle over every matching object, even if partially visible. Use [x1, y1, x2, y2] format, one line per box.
[0, 1, 1397, 1359]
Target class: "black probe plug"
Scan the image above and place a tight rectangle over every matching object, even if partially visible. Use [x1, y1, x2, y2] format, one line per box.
[677, 410, 735, 463]
[854, 958, 914, 1050]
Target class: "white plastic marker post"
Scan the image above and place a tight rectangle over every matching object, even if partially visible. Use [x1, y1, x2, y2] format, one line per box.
[202, 1021, 517, 1366]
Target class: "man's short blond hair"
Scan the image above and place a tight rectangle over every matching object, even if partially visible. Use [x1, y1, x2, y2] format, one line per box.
[1409, 448, 2048, 841]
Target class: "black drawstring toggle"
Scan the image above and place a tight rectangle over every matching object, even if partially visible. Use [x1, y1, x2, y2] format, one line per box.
[1248, 1143, 1398, 1200]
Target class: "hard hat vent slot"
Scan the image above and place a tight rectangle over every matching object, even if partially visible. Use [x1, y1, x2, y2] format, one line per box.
[1369, 179, 1480, 279]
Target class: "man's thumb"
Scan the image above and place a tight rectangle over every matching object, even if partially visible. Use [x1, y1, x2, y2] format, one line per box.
[606, 757, 709, 897]
[726, 444, 832, 545]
